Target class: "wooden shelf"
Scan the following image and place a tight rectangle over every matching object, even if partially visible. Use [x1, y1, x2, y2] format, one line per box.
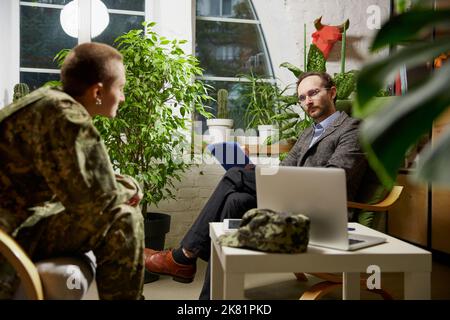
[243, 143, 293, 156]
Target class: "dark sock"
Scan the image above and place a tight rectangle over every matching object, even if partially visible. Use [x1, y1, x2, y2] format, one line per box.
[172, 247, 197, 265]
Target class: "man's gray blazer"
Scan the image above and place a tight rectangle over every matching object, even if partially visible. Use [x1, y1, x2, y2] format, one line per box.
[281, 111, 368, 201]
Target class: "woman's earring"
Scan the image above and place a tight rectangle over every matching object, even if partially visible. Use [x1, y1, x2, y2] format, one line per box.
[96, 98, 102, 106]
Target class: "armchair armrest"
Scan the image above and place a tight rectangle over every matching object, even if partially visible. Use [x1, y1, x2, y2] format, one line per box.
[347, 185, 404, 212]
[0, 228, 43, 300]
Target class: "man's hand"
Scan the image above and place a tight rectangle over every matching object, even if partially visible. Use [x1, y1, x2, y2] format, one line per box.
[244, 164, 255, 171]
[243, 145, 250, 156]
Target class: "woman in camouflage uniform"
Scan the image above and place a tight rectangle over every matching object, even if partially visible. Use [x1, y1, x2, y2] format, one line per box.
[0, 43, 145, 300]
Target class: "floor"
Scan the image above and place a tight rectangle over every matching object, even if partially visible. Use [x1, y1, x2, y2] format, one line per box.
[84, 257, 450, 300]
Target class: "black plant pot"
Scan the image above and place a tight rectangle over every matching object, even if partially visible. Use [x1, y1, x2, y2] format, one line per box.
[144, 212, 171, 283]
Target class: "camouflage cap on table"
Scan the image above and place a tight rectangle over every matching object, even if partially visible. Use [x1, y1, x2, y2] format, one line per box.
[218, 208, 310, 253]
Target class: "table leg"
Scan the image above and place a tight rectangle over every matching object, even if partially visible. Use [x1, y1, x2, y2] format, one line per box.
[210, 241, 224, 300]
[343, 272, 360, 300]
[224, 272, 245, 300]
[404, 272, 430, 300]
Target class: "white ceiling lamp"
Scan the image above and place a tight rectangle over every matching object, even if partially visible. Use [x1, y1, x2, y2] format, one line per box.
[60, 0, 109, 39]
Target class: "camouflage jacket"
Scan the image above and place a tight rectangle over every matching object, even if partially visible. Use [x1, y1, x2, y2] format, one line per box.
[0, 87, 140, 237]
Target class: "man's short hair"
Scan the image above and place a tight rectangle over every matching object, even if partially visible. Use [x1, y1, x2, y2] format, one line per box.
[296, 72, 336, 103]
[61, 42, 123, 97]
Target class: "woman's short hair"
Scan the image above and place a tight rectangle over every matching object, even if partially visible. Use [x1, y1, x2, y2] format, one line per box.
[61, 42, 123, 97]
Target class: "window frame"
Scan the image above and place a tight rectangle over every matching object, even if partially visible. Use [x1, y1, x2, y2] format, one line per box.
[19, 0, 146, 83]
[195, 0, 275, 84]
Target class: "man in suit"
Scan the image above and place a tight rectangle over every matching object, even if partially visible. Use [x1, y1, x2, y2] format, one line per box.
[144, 71, 368, 299]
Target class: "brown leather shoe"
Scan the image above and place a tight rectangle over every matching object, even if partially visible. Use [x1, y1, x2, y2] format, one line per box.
[144, 249, 196, 283]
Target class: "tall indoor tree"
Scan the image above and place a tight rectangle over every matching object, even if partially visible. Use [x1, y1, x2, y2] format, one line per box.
[94, 22, 212, 214]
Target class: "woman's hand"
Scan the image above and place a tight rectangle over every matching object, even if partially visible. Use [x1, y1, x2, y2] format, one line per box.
[126, 193, 142, 207]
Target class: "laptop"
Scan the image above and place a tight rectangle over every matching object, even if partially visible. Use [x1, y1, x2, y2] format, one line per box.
[255, 166, 386, 251]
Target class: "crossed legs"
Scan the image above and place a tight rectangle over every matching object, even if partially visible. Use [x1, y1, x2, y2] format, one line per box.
[144, 167, 257, 298]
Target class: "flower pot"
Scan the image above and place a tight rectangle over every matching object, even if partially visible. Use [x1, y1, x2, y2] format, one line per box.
[206, 118, 234, 143]
[258, 125, 278, 145]
[143, 212, 171, 283]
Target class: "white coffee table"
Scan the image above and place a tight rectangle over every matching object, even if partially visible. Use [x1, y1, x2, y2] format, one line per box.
[210, 222, 431, 300]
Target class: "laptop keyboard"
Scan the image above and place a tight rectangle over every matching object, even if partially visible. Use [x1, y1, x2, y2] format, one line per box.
[349, 238, 365, 245]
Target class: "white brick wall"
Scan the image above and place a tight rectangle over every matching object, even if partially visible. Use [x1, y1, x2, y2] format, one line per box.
[255, 0, 390, 90]
[147, 156, 224, 248]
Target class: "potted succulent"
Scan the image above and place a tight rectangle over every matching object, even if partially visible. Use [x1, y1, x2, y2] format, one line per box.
[13, 83, 30, 102]
[206, 88, 234, 143]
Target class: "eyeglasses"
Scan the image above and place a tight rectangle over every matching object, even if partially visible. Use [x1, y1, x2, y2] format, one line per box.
[298, 88, 330, 105]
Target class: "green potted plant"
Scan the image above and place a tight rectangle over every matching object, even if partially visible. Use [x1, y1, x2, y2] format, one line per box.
[94, 22, 212, 211]
[49, 24, 212, 211]
[238, 73, 278, 129]
[93, 22, 212, 281]
[268, 91, 313, 147]
[235, 73, 281, 145]
[206, 88, 234, 143]
[234, 72, 313, 148]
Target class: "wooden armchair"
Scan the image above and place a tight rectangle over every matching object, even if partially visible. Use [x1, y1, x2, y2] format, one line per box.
[0, 228, 43, 300]
[295, 184, 404, 300]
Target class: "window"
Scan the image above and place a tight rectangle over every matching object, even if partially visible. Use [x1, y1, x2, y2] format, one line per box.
[195, 0, 274, 129]
[19, 0, 145, 90]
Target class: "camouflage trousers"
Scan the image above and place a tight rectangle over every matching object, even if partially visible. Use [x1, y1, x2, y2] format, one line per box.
[1, 199, 145, 300]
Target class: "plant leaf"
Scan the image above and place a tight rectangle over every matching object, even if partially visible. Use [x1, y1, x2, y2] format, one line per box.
[356, 37, 450, 108]
[359, 62, 450, 187]
[414, 124, 450, 188]
[371, 9, 450, 51]
[279, 62, 303, 78]
[307, 44, 326, 72]
[334, 71, 358, 100]
[352, 96, 397, 119]
[357, 211, 374, 228]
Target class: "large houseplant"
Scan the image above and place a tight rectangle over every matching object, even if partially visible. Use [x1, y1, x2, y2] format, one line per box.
[97, 22, 213, 282]
[93, 22, 212, 214]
